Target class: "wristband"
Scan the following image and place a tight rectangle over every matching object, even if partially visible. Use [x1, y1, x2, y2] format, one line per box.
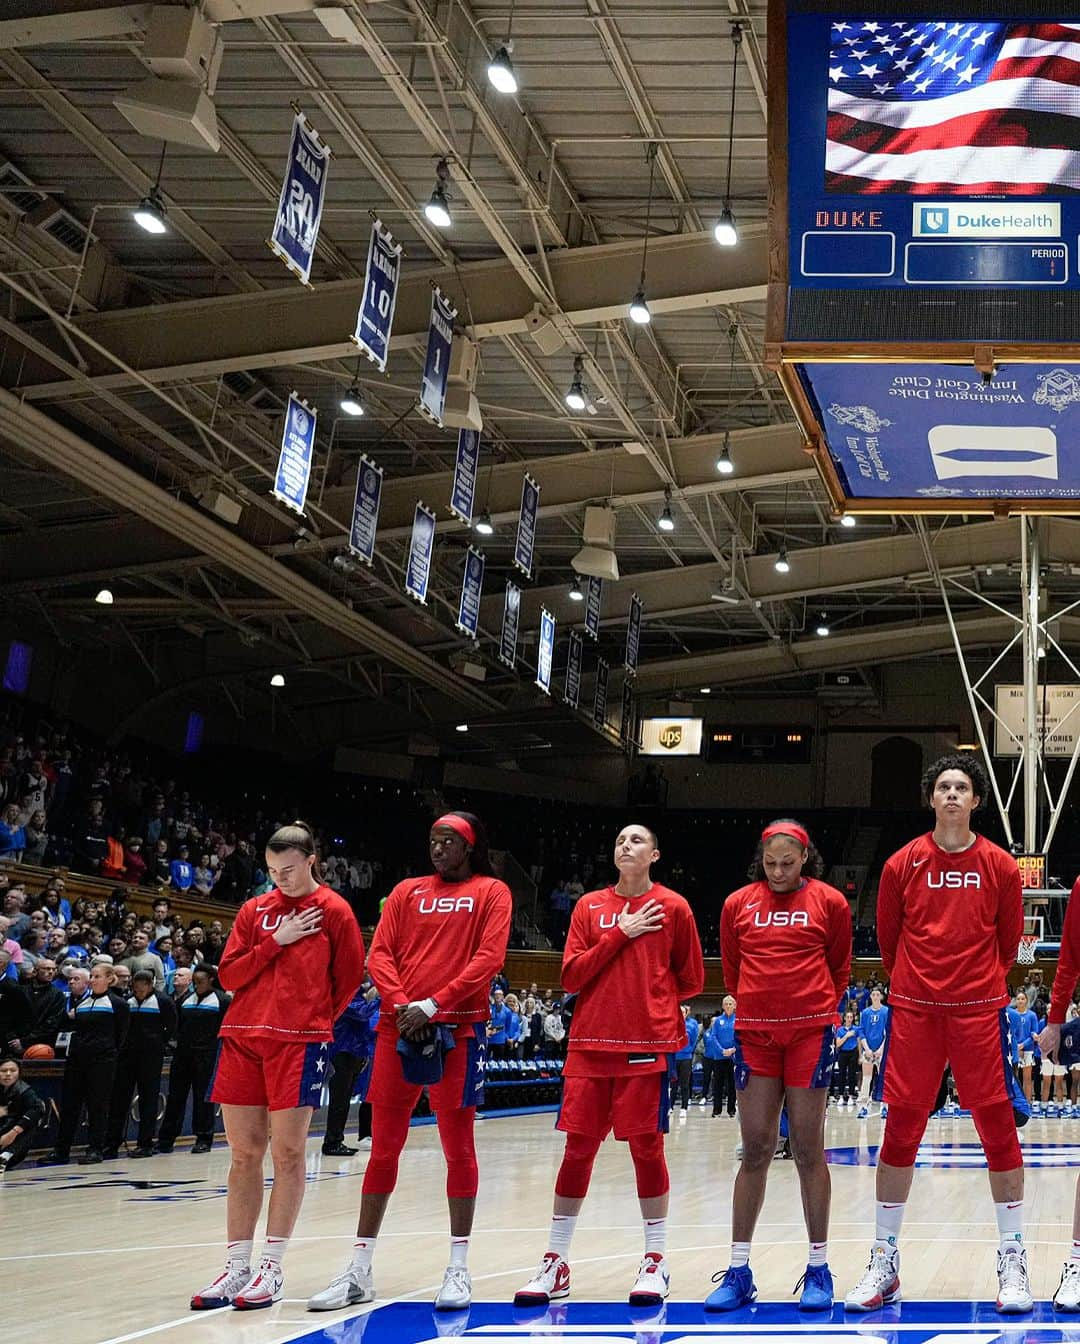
[415, 998, 438, 1018]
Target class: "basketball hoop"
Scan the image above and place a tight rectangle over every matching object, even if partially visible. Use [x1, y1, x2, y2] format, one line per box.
[1018, 934, 1039, 966]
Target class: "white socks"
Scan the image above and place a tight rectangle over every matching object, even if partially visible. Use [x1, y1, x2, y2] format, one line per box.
[226, 1238, 253, 1269]
[643, 1217, 666, 1255]
[809, 1241, 828, 1267]
[874, 1199, 905, 1251]
[261, 1235, 288, 1267]
[1070, 1239, 1080, 1262]
[548, 1214, 577, 1258]
[450, 1236, 469, 1268]
[730, 1240, 751, 1268]
[351, 1237, 376, 1272]
[994, 1200, 1024, 1251]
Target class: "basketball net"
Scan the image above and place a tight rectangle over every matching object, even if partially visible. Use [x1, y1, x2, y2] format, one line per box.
[1017, 934, 1039, 966]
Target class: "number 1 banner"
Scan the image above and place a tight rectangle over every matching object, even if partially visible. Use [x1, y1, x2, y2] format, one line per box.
[352, 218, 401, 373]
[269, 112, 330, 286]
[419, 288, 456, 426]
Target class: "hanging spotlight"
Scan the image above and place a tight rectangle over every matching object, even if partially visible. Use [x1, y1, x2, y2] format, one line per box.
[455, 722, 469, 733]
[816, 612, 830, 637]
[487, 45, 518, 94]
[474, 512, 495, 537]
[565, 356, 587, 412]
[840, 514, 857, 528]
[133, 186, 167, 235]
[628, 289, 651, 325]
[714, 24, 743, 248]
[270, 673, 285, 687]
[700, 686, 712, 695]
[95, 588, 114, 605]
[716, 429, 734, 475]
[657, 486, 675, 532]
[424, 159, 453, 229]
[568, 575, 584, 602]
[628, 143, 657, 326]
[339, 384, 364, 417]
[774, 548, 790, 574]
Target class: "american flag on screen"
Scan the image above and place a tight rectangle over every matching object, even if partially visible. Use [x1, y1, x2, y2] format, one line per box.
[826, 20, 1080, 194]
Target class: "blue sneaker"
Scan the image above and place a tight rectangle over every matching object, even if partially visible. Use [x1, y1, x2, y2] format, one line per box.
[857, 1105, 869, 1120]
[704, 1265, 757, 1311]
[879, 1104, 888, 1120]
[795, 1263, 834, 1311]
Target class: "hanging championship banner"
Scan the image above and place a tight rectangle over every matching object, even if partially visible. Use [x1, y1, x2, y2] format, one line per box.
[273, 393, 316, 514]
[514, 473, 540, 577]
[585, 575, 602, 641]
[593, 658, 610, 730]
[564, 630, 583, 709]
[269, 112, 330, 286]
[351, 218, 401, 373]
[499, 581, 521, 669]
[536, 608, 556, 696]
[418, 288, 457, 426]
[449, 429, 481, 525]
[405, 501, 436, 604]
[625, 593, 643, 677]
[348, 455, 382, 565]
[621, 679, 637, 751]
[456, 547, 485, 638]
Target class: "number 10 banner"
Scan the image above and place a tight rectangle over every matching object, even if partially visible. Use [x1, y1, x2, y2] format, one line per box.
[419, 288, 457, 426]
[269, 112, 330, 286]
[352, 218, 401, 373]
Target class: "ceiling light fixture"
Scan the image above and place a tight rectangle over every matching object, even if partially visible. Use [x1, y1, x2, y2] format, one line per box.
[95, 588, 114, 605]
[565, 355, 587, 412]
[700, 686, 711, 694]
[456, 722, 469, 732]
[816, 612, 830, 637]
[270, 673, 285, 687]
[628, 142, 658, 325]
[424, 159, 452, 228]
[774, 548, 790, 574]
[657, 486, 675, 532]
[133, 142, 169, 234]
[714, 23, 743, 247]
[487, 0, 518, 93]
[840, 513, 857, 528]
[716, 430, 735, 475]
[569, 575, 584, 602]
[339, 384, 364, 417]
[474, 511, 494, 537]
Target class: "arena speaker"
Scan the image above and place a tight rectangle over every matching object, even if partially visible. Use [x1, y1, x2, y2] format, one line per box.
[114, 8, 223, 152]
[571, 505, 619, 582]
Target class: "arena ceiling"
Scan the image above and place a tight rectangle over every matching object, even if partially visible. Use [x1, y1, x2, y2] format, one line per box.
[0, 0, 1075, 758]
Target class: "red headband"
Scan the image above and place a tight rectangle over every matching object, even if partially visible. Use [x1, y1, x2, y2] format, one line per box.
[762, 822, 810, 850]
[432, 814, 476, 846]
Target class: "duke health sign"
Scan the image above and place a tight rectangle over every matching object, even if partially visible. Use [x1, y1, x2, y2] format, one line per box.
[273, 393, 316, 514]
[269, 113, 330, 286]
[352, 219, 401, 373]
[800, 361, 1080, 502]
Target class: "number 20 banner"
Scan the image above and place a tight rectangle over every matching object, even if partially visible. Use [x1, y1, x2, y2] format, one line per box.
[352, 219, 402, 373]
[269, 112, 330, 286]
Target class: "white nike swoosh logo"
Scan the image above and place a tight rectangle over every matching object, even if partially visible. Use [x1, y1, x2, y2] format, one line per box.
[746, 901, 760, 910]
[913, 858, 928, 867]
[588, 903, 603, 909]
[255, 905, 271, 912]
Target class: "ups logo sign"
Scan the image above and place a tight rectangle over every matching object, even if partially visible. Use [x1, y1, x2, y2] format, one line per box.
[659, 724, 683, 750]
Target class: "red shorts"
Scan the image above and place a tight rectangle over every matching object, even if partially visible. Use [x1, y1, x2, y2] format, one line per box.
[735, 1023, 834, 1090]
[366, 1023, 485, 1112]
[877, 1005, 1022, 1111]
[209, 1036, 329, 1111]
[557, 1069, 669, 1140]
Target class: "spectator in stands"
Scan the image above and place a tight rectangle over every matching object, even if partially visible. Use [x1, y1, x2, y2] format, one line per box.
[150, 838, 171, 886]
[104, 969, 177, 1158]
[151, 898, 172, 939]
[487, 987, 510, 1060]
[113, 964, 132, 996]
[0, 804, 27, 861]
[193, 853, 216, 895]
[170, 845, 195, 893]
[73, 799, 109, 875]
[169, 964, 193, 1001]
[0, 1057, 46, 1172]
[0, 920, 21, 980]
[154, 935, 177, 976]
[39, 961, 130, 1166]
[19, 755, 49, 816]
[543, 1000, 566, 1056]
[1011, 990, 1039, 1104]
[323, 981, 379, 1157]
[709, 995, 738, 1118]
[835, 1010, 860, 1106]
[521, 995, 544, 1060]
[0, 953, 31, 1053]
[504, 993, 524, 1060]
[19, 929, 48, 972]
[121, 930, 166, 992]
[4, 888, 30, 941]
[23, 958, 64, 1052]
[156, 963, 227, 1154]
[22, 810, 49, 865]
[671, 1004, 700, 1116]
[549, 879, 571, 944]
[40, 885, 70, 927]
[123, 836, 148, 885]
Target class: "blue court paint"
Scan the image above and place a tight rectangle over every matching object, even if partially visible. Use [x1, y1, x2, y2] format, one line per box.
[281, 1298, 1079, 1344]
[826, 1142, 1080, 1169]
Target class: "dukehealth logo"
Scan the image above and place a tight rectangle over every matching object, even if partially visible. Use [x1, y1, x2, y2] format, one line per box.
[913, 203, 1060, 239]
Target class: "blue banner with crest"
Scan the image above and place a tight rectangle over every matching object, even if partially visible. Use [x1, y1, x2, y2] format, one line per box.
[499, 582, 521, 669]
[405, 501, 437, 604]
[348, 455, 382, 565]
[449, 429, 481, 524]
[456, 547, 485, 637]
[269, 112, 330, 286]
[273, 392, 316, 514]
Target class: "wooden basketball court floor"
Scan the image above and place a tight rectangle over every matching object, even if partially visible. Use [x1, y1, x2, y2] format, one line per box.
[7, 1106, 1080, 1344]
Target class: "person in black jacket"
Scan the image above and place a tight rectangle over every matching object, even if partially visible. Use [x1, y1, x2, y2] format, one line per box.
[39, 962, 130, 1166]
[104, 970, 177, 1158]
[0, 960, 32, 1056]
[156, 964, 228, 1154]
[23, 958, 65, 1051]
[0, 1057, 46, 1171]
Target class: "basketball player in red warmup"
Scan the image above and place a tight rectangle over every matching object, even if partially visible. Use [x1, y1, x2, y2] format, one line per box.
[308, 811, 512, 1313]
[1036, 877, 1080, 1309]
[706, 819, 851, 1311]
[191, 821, 366, 1311]
[514, 822, 704, 1307]
[845, 754, 1030, 1314]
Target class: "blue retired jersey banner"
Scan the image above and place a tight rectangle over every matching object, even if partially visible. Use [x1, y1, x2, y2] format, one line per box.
[800, 360, 1080, 501]
[449, 429, 480, 524]
[624, 593, 643, 676]
[348, 455, 382, 565]
[584, 575, 602, 640]
[405, 501, 437, 604]
[269, 113, 330, 286]
[593, 658, 609, 730]
[352, 219, 401, 373]
[274, 393, 316, 514]
[419, 288, 456, 426]
[456, 546, 485, 637]
[499, 582, 521, 669]
[536, 608, 556, 695]
[514, 473, 540, 577]
[564, 630, 583, 709]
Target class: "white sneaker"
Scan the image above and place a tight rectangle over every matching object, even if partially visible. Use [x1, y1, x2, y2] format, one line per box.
[190, 1263, 254, 1310]
[514, 1252, 571, 1305]
[1055, 1259, 1080, 1311]
[844, 1247, 901, 1311]
[233, 1259, 283, 1310]
[629, 1253, 670, 1306]
[308, 1263, 376, 1311]
[357, 1136, 373, 1148]
[996, 1247, 1033, 1314]
[435, 1265, 472, 1310]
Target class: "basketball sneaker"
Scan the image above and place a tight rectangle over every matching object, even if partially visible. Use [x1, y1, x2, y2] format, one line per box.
[856, 1105, 869, 1120]
[190, 1263, 254, 1310]
[514, 1253, 571, 1306]
[879, 1104, 888, 1120]
[435, 1265, 472, 1310]
[1053, 1259, 1080, 1311]
[233, 1259, 283, 1310]
[704, 1264, 756, 1311]
[307, 1264, 376, 1311]
[995, 1247, 1033, 1314]
[794, 1264, 834, 1310]
[844, 1247, 900, 1310]
[628, 1253, 669, 1306]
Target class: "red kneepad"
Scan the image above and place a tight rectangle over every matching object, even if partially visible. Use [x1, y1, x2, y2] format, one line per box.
[627, 1131, 669, 1198]
[970, 1102, 1023, 1172]
[878, 1102, 928, 1168]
